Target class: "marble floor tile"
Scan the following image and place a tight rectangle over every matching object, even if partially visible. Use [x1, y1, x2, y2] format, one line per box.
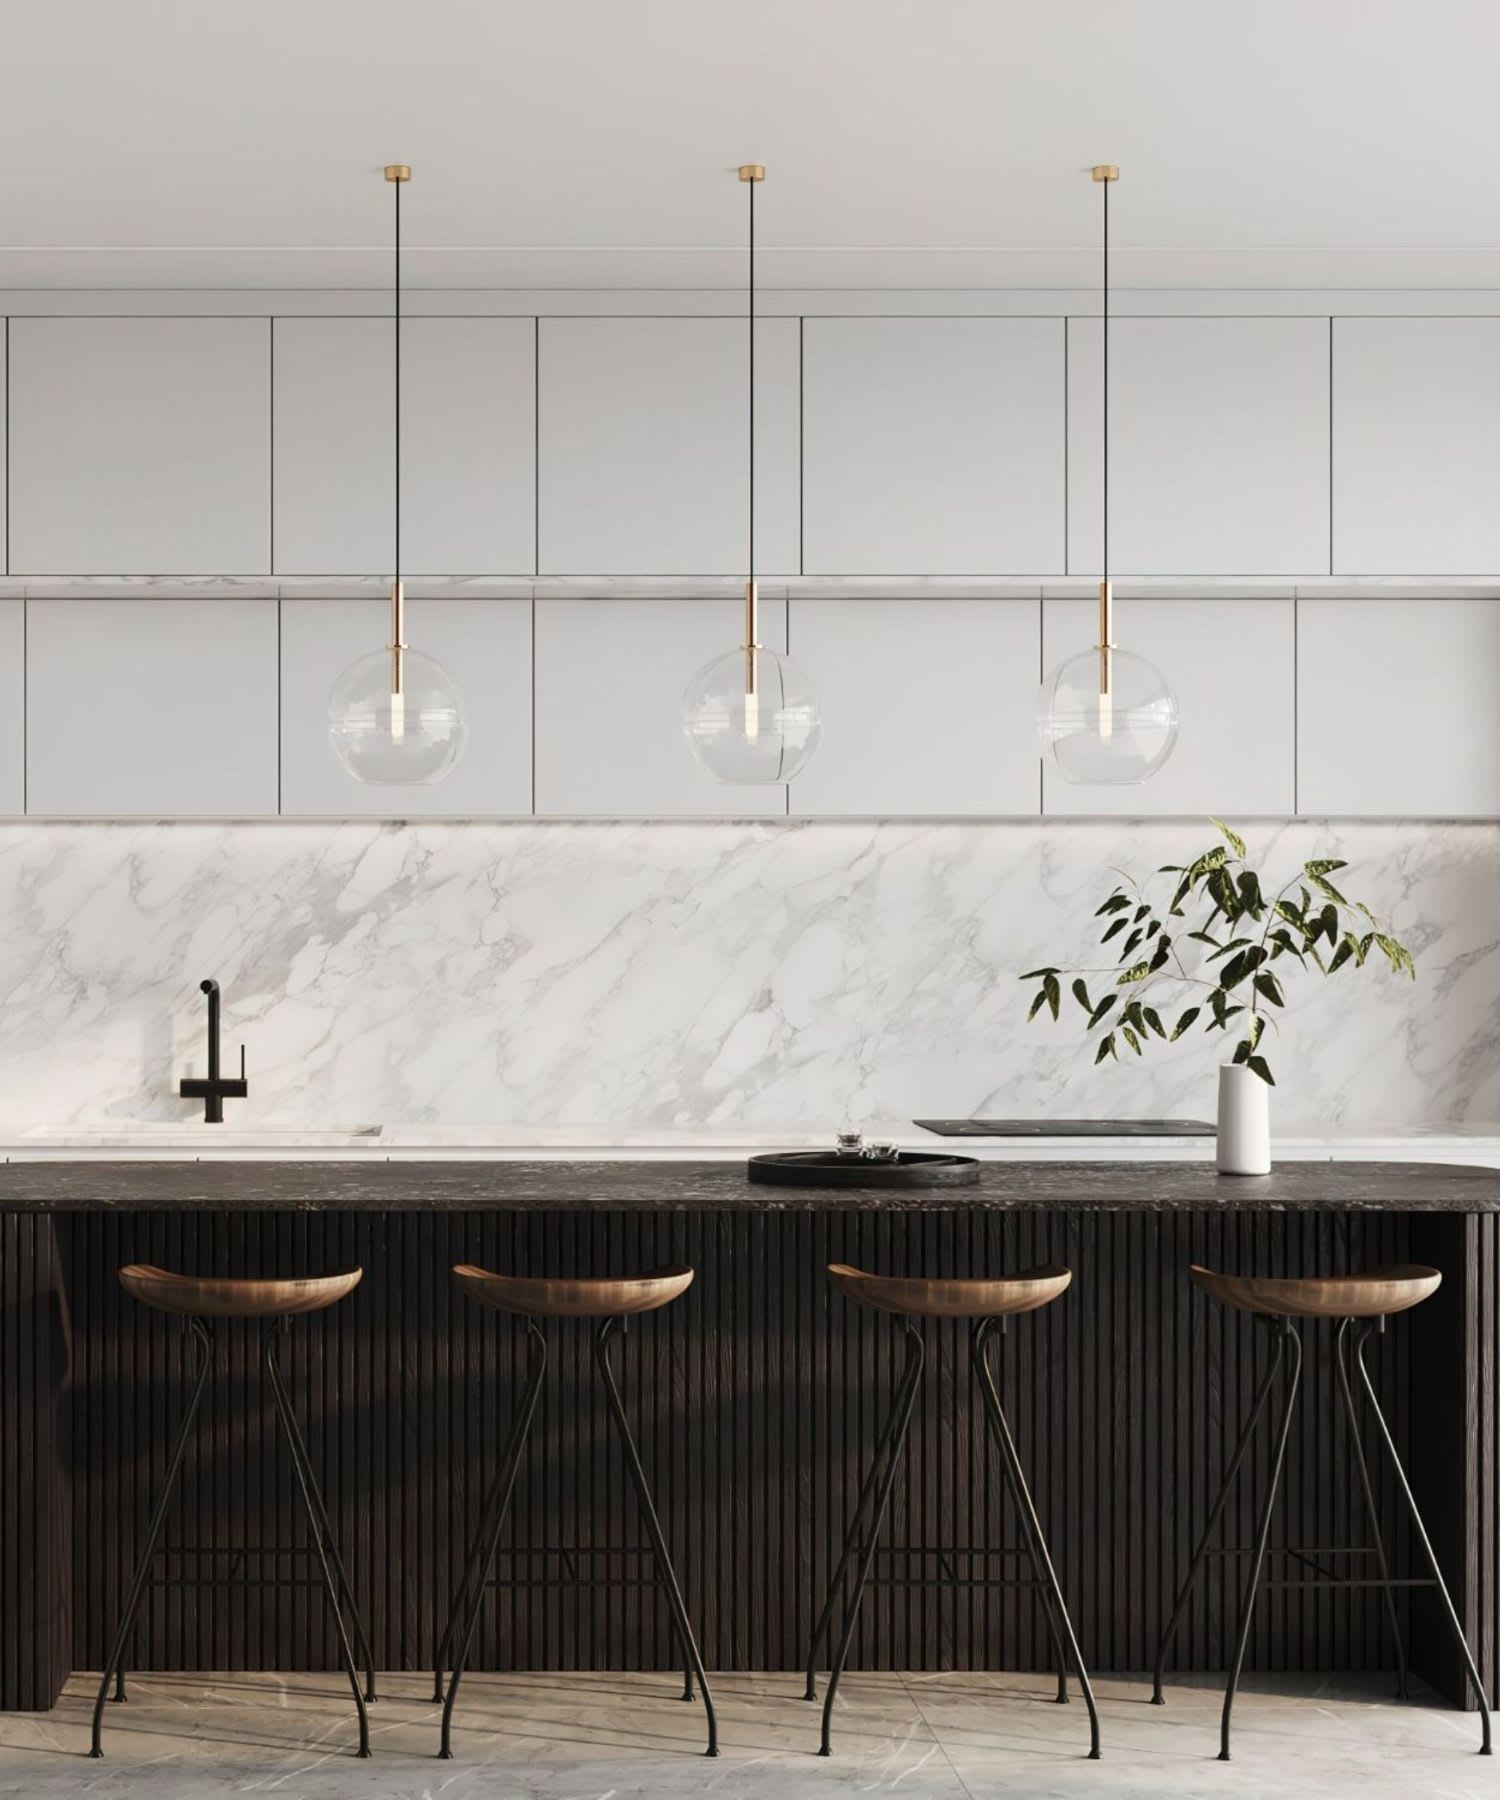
[0, 1670, 1486, 1799]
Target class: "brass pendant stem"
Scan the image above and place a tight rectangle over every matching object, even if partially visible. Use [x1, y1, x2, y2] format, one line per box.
[1097, 579, 1114, 697]
[743, 579, 761, 696]
[389, 579, 407, 696]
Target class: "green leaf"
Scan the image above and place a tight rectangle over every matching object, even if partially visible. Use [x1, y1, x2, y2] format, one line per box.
[1237, 870, 1265, 918]
[1246, 1054, 1275, 1086]
[1218, 946, 1266, 991]
[1027, 989, 1049, 1021]
[1020, 967, 1061, 981]
[1327, 937, 1354, 974]
[1120, 928, 1143, 958]
[1145, 918, 1162, 939]
[1143, 1006, 1167, 1038]
[1252, 971, 1284, 1008]
[1095, 1033, 1117, 1064]
[1246, 1013, 1265, 1052]
[1275, 900, 1305, 929]
[1232, 1038, 1251, 1065]
[1187, 929, 1223, 949]
[1374, 934, 1416, 977]
[1169, 1006, 1201, 1040]
[1304, 859, 1348, 879]
[1101, 918, 1128, 944]
[1043, 973, 1061, 1021]
[1095, 895, 1130, 916]
[1088, 994, 1117, 1027]
[1133, 903, 1150, 923]
[1148, 939, 1171, 972]
[1210, 818, 1248, 858]
[1116, 961, 1153, 986]
[1071, 978, 1093, 1013]
[1122, 1025, 1143, 1055]
[1206, 935, 1252, 962]
[1310, 873, 1350, 907]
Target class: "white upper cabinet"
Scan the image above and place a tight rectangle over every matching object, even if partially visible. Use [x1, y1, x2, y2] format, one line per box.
[273, 318, 536, 575]
[538, 318, 797, 576]
[279, 598, 532, 816]
[1067, 318, 1330, 576]
[1041, 596, 1296, 816]
[1333, 319, 1500, 574]
[534, 597, 789, 815]
[8, 320, 270, 575]
[801, 318, 1064, 575]
[0, 602, 23, 815]
[1297, 599, 1500, 815]
[788, 599, 1041, 815]
[26, 598, 279, 815]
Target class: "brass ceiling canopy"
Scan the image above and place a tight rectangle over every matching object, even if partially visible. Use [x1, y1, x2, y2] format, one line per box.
[384, 164, 411, 182]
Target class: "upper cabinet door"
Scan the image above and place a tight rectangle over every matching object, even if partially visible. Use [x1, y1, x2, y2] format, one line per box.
[1297, 598, 1500, 815]
[1067, 318, 1330, 576]
[273, 318, 536, 575]
[279, 598, 532, 816]
[1041, 596, 1296, 817]
[537, 318, 798, 576]
[534, 597, 789, 815]
[1333, 319, 1500, 575]
[8, 320, 270, 575]
[788, 599, 1041, 815]
[0, 602, 23, 815]
[26, 598, 279, 815]
[801, 318, 1064, 575]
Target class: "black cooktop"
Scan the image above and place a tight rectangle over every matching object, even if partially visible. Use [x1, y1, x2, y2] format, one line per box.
[914, 1118, 1216, 1138]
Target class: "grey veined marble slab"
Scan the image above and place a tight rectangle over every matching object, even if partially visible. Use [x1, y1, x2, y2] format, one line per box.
[0, 1670, 1484, 1800]
[0, 1156, 1494, 1211]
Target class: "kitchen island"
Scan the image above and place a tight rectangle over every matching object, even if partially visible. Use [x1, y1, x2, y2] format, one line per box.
[3, 1158, 1496, 1715]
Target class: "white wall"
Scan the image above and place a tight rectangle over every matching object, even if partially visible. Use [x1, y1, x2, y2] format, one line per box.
[0, 818, 1492, 1129]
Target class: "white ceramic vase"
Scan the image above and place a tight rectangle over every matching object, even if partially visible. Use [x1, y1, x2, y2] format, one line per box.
[1217, 1063, 1271, 1176]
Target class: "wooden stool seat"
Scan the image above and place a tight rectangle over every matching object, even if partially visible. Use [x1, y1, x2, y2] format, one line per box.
[1190, 1263, 1440, 1320]
[118, 1264, 363, 1319]
[451, 1264, 693, 1318]
[827, 1262, 1072, 1319]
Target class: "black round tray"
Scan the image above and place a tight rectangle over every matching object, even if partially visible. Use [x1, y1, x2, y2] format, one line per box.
[747, 1150, 980, 1188]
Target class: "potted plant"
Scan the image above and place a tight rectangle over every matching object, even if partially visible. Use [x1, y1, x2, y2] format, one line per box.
[1020, 820, 1415, 1174]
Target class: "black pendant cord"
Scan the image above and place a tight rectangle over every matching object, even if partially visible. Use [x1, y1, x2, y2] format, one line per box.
[394, 173, 402, 588]
[1101, 172, 1108, 589]
[747, 171, 755, 586]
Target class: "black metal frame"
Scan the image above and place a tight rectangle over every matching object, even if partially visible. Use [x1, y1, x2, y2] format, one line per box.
[805, 1313, 1101, 1760]
[1152, 1311, 1492, 1761]
[89, 1316, 374, 1759]
[433, 1314, 718, 1760]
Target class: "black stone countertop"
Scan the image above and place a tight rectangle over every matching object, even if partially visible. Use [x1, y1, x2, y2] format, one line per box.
[0, 1158, 1494, 1212]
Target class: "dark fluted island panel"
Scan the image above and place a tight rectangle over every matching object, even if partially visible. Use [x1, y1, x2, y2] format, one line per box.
[0, 1157, 1493, 1211]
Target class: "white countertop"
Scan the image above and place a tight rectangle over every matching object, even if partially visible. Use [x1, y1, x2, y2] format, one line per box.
[3, 1121, 1498, 1166]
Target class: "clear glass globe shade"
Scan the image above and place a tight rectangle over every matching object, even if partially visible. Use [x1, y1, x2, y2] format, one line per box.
[1038, 646, 1179, 785]
[682, 646, 821, 784]
[328, 648, 468, 786]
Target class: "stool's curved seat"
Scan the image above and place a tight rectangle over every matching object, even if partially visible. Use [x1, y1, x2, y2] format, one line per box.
[1190, 1263, 1440, 1320]
[828, 1263, 1071, 1319]
[118, 1264, 363, 1319]
[451, 1264, 694, 1318]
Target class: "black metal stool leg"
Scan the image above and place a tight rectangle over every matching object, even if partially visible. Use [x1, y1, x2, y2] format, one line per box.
[1334, 1317, 1409, 1701]
[262, 1323, 372, 1759]
[90, 1318, 214, 1758]
[975, 1320, 1071, 1706]
[595, 1316, 719, 1757]
[440, 1319, 547, 1760]
[819, 1317, 925, 1757]
[432, 1419, 523, 1704]
[263, 1321, 378, 1705]
[1219, 1315, 1302, 1762]
[1353, 1322, 1492, 1754]
[973, 1319, 1101, 1759]
[804, 1332, 925, 1702]
[1151, 1320, 1289, 1704]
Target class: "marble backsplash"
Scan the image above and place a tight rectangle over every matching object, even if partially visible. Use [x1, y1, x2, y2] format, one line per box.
[0, 818, 1493, 1129]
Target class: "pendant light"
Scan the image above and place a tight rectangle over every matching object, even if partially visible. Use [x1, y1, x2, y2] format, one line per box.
[328, 165, 468, 786]
[1037, 165, 1177, 785]
[682, 165, 821, 785]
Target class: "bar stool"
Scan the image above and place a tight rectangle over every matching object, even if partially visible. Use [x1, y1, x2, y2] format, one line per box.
[432, 1263, 717, 1759]
[90, 1265, 375, 1759]
[1152, 1263, 1492, 1760]
[805, 1263, 1100, 1760]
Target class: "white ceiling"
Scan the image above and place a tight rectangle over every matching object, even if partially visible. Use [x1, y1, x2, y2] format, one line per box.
[3, 0, 1498, 292]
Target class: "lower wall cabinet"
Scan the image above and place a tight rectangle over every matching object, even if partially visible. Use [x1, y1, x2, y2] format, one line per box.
[1040, 596, 1297, 816]
[1297, 597, 1500, 815]
[533, 597, 789, 816]
[26, 598, 279, 816]
[278, 598, 533, 816]
[788, 598, 1041, 815]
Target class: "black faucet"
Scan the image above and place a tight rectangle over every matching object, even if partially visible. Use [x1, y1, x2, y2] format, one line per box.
[179, 978, 249, 1124]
